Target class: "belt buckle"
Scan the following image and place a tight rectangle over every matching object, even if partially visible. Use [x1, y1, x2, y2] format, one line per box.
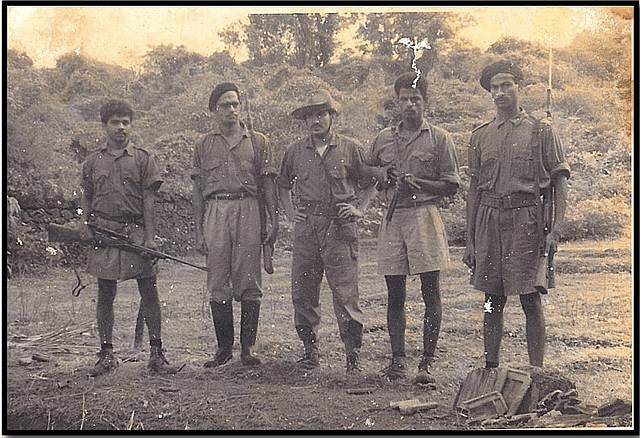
[503, 195, 513, 209]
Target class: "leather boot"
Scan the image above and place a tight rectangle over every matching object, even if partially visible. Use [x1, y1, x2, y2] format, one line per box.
[240, 301, 262, 366]
[296, 325, 319, 368]
[89, 347, 118, 377]
[346, 348, 362, 373]
[204, 301, 234, 368]
[148, 345, 181, 374]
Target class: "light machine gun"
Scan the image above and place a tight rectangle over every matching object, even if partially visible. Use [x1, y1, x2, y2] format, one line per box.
[48, 222, 208, 272]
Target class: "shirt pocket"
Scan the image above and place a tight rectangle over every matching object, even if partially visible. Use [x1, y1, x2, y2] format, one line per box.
[478, 157, 499, 189]
[121, 166, 143, 201]
[92, 168, 112, 197]
[204, 158, 226, 184]
[410, 150, 438, 180]
[327, 166, 347, 180]
[511, 148, 534, 182]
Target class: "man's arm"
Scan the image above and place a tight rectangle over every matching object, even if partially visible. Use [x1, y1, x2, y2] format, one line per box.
[142, 188, 158, 249]
[278, 186, 307, 224]
[263, 174, 279, 244]
[463, 175, 480, 270]
[546, 174, 568, 254]
[408, 178, 458, 197]
[192, 177, 206, 254]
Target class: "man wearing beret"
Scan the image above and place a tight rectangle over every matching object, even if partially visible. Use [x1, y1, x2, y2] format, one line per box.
[367, 72, 461, 384]
[191, 83, 279, 368]
[463, 60, 570, 369]
[277, 89, 376, 373]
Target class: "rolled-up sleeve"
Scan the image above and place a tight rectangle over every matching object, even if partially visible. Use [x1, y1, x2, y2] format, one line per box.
[276, 145, 295, 190]
[542, 124, 571, 180]
[438, 131, 461, 187]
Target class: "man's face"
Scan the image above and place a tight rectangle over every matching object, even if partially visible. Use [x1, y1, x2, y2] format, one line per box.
[104, 115, 131, 146]
[490, 73, 519, 111]
[305, 109, 332, 137]
[398, 87, 425, 124]
[215, 90, 240, 125]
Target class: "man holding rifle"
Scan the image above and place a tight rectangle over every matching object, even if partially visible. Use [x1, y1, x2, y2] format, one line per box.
[191, 83, 278, 368]
[367, 72, 460, 384]
[463, 59, 570, 369]
[80, 99, 180, 376]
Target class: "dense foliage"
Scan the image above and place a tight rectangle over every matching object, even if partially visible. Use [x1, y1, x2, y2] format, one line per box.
[5, 10, 632, 273]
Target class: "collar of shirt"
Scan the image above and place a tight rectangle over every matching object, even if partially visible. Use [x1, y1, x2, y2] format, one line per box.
[211, 121, 251, 146]
[495, 107, 527, 127]
[394, 119, 431, 142]
[304, 130, 337, 150]
[100, 142, 134, 158]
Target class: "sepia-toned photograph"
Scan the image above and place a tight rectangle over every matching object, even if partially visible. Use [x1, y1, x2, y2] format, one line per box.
[4, 4, 634, 432]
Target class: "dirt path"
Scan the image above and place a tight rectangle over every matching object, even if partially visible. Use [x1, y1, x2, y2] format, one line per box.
[4, 238, 633, 431]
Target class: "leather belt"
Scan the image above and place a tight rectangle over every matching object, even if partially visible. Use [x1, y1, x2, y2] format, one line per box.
[206, 193, 252, 201]
[394, 199, 437, 209]
[299, 200, 338, 217]
[480, 192, 537, 209]
[92, 211, 143, 224]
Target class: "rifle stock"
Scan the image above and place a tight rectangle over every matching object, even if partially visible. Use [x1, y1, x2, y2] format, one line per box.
[48, 222, 208, 272]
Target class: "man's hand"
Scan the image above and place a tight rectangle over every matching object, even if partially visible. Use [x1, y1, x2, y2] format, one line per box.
[79, 222, 94, 243]
[463, 243, 475, 271]
[143, 236, 159, 250]
[544, 229, 559, 257]
[367, 163, 394, 184]
[289, 209, 308, 224]
[336, 203, 363, 220]
[264, 221, 279, 245]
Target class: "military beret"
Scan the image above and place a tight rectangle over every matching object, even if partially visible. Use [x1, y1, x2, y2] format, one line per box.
[479, 60, 523, 92]
[209, 82, 240, 112]
[394, 72, 427, 98]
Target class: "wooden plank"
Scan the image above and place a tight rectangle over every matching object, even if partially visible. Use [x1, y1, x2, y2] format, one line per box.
[500, 368, 532, 416]
[462, 391, 508, 421]
[453, 367, 504, 412]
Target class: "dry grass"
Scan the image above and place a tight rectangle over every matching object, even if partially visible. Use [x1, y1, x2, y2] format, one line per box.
[5, 237, 633, 431]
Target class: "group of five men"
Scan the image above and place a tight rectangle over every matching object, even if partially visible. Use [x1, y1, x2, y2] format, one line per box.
[80, 59, 569, 384]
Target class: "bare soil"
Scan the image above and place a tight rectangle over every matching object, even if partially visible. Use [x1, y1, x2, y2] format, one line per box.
[4, 237, 633, 431]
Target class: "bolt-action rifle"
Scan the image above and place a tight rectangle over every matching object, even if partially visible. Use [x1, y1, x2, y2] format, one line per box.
[534, 46, 556, 293]
[245, 90, 275, 274]
[48, 222, 208, 272]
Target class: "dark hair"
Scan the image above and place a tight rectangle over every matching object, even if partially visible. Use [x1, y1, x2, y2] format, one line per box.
[394, 72, 427, 99]
[100, 100, 134, 124]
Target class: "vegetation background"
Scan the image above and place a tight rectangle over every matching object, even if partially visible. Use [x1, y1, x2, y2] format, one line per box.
[5, 9, 633, 274]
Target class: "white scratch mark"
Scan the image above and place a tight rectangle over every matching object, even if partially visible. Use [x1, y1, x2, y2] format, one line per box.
[484, 297, 494, 314]
[397, 37, 432, 87]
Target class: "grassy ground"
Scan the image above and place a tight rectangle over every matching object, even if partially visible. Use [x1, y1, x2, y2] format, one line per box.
[4, 237, 633, 431]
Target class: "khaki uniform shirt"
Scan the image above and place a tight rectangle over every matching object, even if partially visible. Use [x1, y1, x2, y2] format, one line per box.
[468, 108, 570, 196]
[190, 123, 276, 198]
[82, 143, 163, 218]
[276, 132, 371, 204]
[367, 120, 461, 206]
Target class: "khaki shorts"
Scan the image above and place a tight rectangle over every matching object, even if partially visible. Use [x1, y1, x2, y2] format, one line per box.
[472, 204, 539, 296]
[377, 204, 450, 275]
